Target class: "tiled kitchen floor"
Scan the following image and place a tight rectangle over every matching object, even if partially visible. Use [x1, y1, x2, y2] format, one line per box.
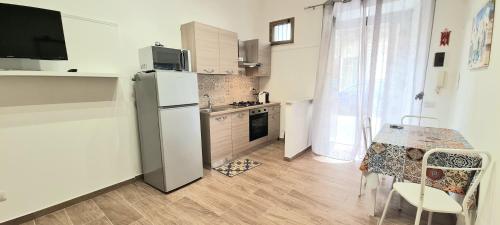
[20, 142, 454, 225]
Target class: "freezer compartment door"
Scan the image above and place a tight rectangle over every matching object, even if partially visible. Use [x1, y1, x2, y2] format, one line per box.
[159, 105, 203, 191]
[155, 71, 199, 107]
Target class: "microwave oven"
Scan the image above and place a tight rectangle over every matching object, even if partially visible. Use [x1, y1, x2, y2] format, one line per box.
[139, 46, 191, 72]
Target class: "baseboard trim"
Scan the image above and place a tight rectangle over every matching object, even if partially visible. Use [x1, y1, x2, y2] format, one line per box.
[283, 146, 311, 161]
[2, 175, 143, 225]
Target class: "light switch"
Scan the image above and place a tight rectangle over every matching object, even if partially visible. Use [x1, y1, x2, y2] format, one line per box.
[0, 191, 6, 202]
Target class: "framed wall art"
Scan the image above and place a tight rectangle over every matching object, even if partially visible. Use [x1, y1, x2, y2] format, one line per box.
[469, 1, 496, 69]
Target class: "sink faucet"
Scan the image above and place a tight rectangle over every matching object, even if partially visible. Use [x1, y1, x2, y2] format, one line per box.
[203, 94, 213, 109]
[251, 88, 259, 102]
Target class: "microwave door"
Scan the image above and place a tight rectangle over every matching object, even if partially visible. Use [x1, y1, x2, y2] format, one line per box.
[153, 47, 182, 71]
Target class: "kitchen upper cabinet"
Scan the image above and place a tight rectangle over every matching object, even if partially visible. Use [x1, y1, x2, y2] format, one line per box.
[256, 43, 272, 76]
[181, 22, 238, 75]
[193, 23, 220, 74]
[242, 39, 272, 77]
[219, 30, 238, 75]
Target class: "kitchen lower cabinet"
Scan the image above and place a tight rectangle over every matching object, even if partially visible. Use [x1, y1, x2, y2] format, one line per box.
[200, 104, 280, 168]
[231, 111, 250, 155]
[201, 113, 232, 168]
[268, 108, 280, 141]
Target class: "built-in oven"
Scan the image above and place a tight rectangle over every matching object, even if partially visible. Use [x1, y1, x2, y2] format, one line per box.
[249, 107, 268, 141]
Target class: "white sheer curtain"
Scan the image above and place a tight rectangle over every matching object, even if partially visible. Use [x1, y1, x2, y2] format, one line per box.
[311, 0, 435, 161]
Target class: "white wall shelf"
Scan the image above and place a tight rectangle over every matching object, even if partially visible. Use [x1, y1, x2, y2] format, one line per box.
[0, 70, 119, 78]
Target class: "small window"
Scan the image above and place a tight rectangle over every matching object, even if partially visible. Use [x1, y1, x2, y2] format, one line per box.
[269, 17, 294, 46]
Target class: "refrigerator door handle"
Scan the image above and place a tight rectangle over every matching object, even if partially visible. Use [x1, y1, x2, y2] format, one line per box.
[159, 103, 198, 109]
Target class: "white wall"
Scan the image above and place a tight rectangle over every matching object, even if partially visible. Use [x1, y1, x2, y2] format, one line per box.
[0, 0, 260, 222]
[418, 0, 499, 223]
[421, 0, 468, 127]
[256, 0, 323, 100]
[254, 0, 324, 137]
[444, 0, 499, 224]
[254, 0, 463, 134]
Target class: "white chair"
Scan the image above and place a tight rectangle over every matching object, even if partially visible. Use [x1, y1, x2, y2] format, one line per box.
[378, 148, 492, 225]
[359, 117, 372, 197]
[401, 115, 438, 126]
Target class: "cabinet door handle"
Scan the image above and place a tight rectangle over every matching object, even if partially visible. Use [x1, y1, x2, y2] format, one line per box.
[216, 116, 227, 121]
[203, 69, 215, 74]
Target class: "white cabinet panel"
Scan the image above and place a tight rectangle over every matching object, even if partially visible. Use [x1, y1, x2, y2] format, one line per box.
[159, 105, 203, 191]
[155, 71, 199, 106]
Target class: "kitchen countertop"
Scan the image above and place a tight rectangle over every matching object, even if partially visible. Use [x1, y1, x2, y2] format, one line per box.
[200, 102, 280, 116]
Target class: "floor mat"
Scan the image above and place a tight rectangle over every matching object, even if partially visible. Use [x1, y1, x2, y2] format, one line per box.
[213, 159, 262, 177]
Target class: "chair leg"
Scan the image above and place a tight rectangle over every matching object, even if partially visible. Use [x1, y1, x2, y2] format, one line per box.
[368, 186, 378, 216]
[398, 194, 403, 211]
[464, 212, 471, 225]
[427, 212, 433, 225]
[358, 174, 364, 197]
[414, 208, 423, 225]
[391, 177, 403, 211]
[378, 189, 395, 225]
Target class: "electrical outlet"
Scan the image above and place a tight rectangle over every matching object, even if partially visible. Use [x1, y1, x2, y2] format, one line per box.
[0, 191, 6, 202]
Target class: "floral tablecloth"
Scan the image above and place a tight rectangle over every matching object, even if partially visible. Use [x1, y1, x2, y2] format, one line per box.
[359, 125, 480, 195]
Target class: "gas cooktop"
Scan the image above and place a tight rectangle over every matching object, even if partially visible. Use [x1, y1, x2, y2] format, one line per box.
[230, 101, 263, 107]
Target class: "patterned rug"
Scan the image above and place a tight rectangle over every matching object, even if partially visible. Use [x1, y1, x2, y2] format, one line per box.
[214, 159, 262, 177]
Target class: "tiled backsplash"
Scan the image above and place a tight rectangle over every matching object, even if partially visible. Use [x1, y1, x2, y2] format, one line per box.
[197, 74, 259, 108]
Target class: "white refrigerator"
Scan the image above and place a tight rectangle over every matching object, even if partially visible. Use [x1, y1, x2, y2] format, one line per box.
[134, 70, 203, 192]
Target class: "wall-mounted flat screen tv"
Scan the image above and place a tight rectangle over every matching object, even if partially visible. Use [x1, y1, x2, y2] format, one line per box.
[0, 3, 68, 60]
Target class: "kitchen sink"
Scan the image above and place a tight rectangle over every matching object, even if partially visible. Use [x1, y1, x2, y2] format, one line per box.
[200, 108, 212, 113]
[200, 106, 234, 113]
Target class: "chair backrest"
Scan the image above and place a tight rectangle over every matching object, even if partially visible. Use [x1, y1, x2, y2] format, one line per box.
[361, 117, 372, 151]
[420, 148, 492, 211]
[400, 115, 438, 126]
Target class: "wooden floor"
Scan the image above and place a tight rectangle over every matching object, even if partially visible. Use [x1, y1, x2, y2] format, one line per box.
[19, 142, 455, 225]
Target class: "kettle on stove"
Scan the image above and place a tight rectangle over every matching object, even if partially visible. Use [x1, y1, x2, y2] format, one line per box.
[258, 91, 270, 104]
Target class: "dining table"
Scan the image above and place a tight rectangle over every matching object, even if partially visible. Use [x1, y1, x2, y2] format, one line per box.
[359, 124, 481, 224]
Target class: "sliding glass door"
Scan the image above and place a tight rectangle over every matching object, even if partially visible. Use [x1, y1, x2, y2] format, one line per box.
[311, 0, 435, 160]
